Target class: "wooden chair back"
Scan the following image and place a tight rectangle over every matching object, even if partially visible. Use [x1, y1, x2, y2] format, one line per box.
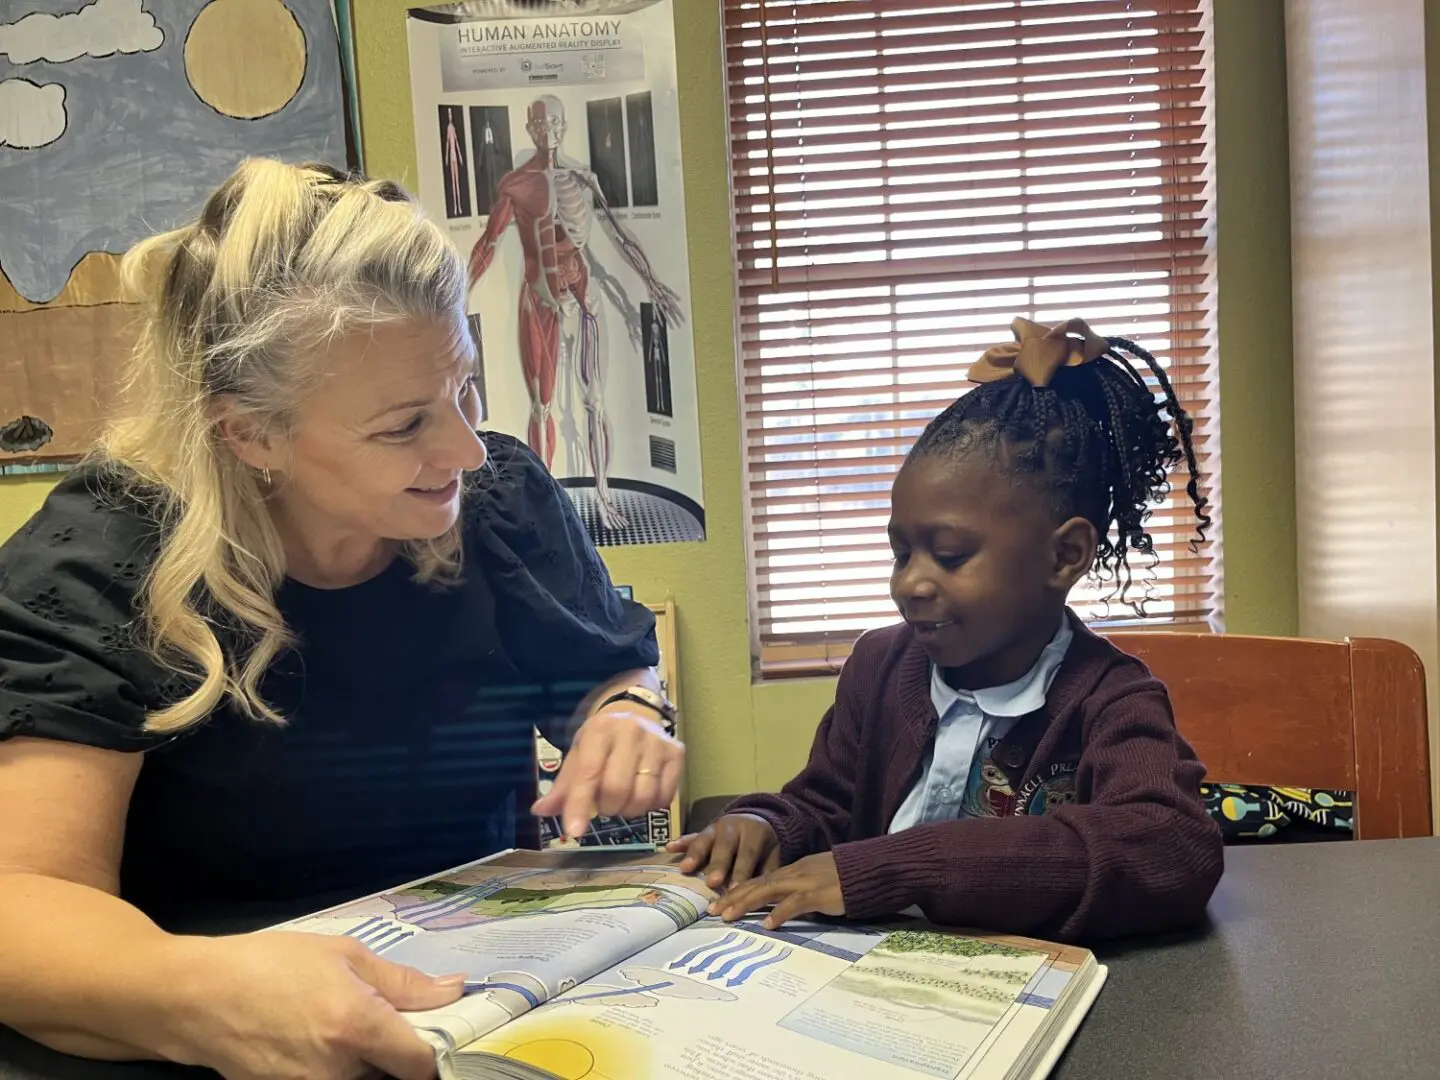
[1105, 632, 1432, 839]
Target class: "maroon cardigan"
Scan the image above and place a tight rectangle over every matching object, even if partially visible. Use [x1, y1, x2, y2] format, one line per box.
[725, 613, 1224, 943]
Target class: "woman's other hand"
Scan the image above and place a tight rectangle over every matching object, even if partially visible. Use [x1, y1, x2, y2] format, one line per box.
[531, 701, 685, 839]
[666, 813, 780, 891]
[166, 931, 463, 1080]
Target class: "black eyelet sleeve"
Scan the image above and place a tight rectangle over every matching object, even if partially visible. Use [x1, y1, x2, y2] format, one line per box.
[0, 467, 174, 751]
[464, 433, 660, 745]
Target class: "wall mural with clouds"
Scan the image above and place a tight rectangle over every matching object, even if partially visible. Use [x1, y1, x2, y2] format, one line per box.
[0, 0, 350, 466]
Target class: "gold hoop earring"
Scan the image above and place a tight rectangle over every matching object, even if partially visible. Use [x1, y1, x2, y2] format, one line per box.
[262, 468, 272, 486]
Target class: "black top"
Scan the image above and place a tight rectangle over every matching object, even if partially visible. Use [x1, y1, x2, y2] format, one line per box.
[0, 433, 657, 926]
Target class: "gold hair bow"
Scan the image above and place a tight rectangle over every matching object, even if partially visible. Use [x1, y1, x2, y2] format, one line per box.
[967, 317, 1110, 388]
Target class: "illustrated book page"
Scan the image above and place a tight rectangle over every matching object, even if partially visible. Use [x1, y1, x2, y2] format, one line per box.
[272, 849, 717, 1051]
[447, 917, 1104, 1080]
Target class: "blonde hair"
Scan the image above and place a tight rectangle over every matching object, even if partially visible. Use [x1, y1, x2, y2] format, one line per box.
[103, 157, 471, 734]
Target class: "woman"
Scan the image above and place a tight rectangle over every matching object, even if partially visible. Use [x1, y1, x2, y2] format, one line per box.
[0, 159, 682, 1079]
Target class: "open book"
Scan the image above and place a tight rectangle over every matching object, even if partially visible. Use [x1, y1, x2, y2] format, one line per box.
[276, 849, 1107, 1080]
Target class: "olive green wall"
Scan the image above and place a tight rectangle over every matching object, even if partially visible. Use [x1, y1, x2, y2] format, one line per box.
[1213, 0, 1299, 638]
[0, 0, 1299, 802]
[0, 476, 51, 543]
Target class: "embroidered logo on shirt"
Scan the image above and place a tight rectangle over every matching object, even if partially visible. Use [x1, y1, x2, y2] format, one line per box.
[960, 738, 1018, 818]
[1014, 762, 1079, 816]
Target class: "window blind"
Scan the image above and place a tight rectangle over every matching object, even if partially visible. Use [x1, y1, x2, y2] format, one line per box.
[723, 0, 1218, 675]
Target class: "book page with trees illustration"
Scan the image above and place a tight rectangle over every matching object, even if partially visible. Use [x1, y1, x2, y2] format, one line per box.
[451, 918, 1095, 1080]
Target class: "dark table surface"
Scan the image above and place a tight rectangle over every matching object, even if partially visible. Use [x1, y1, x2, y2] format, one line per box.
[1054, 836, 1440, 1079]
[4, 837, 1439, 1080]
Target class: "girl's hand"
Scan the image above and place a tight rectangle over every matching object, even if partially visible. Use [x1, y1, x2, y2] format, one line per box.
[667, 813, 780, 890]
[163, 931, 464, 1080]
[710, 852, 846, 930]
[531, 703, 684, 839]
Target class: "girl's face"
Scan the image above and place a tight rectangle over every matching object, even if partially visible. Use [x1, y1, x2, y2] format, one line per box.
[887, 452, 1094, 690]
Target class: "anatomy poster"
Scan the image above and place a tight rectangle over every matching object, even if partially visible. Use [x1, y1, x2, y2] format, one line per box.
[0, 0, 349, 466]
[407, 0, 705, 546]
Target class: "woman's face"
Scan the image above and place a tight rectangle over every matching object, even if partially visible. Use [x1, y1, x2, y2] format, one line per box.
[276, 317, 487, 545]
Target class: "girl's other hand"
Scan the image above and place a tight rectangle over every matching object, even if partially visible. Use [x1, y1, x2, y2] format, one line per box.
[666, 813, 780, 891]
[712, 852, 846, 930]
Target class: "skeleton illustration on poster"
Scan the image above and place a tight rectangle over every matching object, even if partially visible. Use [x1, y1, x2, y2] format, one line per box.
[406, 0, 704, 546]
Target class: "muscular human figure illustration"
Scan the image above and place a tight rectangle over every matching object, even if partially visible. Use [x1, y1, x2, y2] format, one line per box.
[469, 95, 684, 532]
[444, 108, 466, 215]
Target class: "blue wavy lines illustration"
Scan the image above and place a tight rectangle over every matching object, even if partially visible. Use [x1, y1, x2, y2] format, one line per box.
[668, 934, 792, 987]
[343, 916, 415, 954]
[672, 930, 739, 967]
[671, 933, 752, 974]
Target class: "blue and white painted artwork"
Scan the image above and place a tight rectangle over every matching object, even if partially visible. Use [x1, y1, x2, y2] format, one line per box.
[0, 0, 349, 305]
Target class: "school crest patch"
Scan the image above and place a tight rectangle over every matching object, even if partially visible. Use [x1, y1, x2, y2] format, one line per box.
[1015, 762, 1079, 816]
[960, 737, 1019, 818]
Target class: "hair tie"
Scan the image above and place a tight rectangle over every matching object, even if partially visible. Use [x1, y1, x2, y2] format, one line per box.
[967, 316, 1110, 388]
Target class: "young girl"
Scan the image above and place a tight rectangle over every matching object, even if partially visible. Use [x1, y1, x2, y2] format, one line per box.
[670, 316, 1224, 943]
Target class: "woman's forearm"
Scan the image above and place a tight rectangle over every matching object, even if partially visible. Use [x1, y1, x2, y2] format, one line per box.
[0, 872, 194, 1061]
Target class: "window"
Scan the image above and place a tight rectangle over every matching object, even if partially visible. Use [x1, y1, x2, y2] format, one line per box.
[724, 0, 1217, 676]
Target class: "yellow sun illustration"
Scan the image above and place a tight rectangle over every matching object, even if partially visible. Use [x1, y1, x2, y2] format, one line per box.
[507, 1039, 597, 1079]
[184, 0, 305, 119]
[475, 1018, 643, 1080]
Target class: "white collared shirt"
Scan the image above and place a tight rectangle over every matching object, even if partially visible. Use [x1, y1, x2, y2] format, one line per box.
[887, 616, 1074, 833]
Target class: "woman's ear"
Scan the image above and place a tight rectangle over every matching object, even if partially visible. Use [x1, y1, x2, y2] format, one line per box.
[210, 399, 278, 473]
[1050, 516, 1098, 590]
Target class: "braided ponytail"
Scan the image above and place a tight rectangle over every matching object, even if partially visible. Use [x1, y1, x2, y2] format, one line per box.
[908, 326, 1211, 614]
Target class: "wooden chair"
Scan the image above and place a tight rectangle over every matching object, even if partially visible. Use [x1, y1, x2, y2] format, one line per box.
[1105, 632, 1433, 840]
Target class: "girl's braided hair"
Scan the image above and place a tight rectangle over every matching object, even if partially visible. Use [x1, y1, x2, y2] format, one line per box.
[908, 318, 1211, 613]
